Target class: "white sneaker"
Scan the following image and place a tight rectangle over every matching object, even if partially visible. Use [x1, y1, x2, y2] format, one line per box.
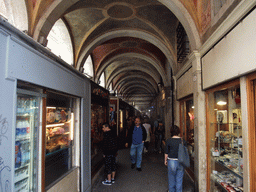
[102, 180, 112, 185]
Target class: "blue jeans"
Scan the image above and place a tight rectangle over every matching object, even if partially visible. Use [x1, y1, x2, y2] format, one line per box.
[167, 159, 184, 192]
[130, 143, 144, 168]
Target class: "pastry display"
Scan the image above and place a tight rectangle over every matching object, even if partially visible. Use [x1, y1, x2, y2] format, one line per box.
[46, 107, 72, 154]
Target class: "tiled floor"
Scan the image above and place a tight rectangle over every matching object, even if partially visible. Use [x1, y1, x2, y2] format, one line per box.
[92, 146, 195, 192]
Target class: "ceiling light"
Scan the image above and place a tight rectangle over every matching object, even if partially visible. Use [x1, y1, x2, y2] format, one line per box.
[217, 101, 227, 105]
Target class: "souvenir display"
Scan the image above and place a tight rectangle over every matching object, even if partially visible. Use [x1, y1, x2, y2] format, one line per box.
[207, 85, 243, 191]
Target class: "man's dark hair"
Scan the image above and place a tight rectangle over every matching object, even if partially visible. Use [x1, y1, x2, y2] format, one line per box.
[103, 122, 110, 129]
[171, 125, 180, 136]
[135, 116, 141, 120]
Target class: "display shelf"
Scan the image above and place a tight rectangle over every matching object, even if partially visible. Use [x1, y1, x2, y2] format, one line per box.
[15, 174, 29, 184]
[16, 114, 31, 117]
[15, 165, 29, 183]
[15, 163, 30, 171]
[215, 160, 243, 178]
[46, 122, 65, 128]
[213, 180, 229, 192]
[17, 108, 32, 114]
[15, 178, 28, 192]
[213, 179, 243, 192]
[15, 136, 30, 141]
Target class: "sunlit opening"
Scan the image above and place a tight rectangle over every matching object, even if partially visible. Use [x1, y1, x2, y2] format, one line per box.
[47, 19, 73, 65]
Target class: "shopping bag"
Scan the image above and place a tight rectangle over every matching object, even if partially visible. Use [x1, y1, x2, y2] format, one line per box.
[178, 139, 190, 168]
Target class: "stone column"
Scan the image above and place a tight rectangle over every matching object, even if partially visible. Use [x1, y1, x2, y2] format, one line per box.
[163, 86, 173, 139]
[192, 51, 207, 192]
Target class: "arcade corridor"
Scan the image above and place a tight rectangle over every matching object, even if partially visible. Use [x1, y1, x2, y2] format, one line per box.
[1, 1, 256, 191]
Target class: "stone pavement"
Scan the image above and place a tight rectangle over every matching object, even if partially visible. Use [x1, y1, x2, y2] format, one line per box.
[92, 146, 195, 192]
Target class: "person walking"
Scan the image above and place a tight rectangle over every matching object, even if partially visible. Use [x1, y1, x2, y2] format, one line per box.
[125, 117, 147, 171]
[164, 125, 186, 192]
[101, 123, 118, 185]
[142, 119, 152, 153]
[155, 121, 165, 153]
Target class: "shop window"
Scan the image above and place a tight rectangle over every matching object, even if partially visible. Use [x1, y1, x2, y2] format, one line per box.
[45, 91, 78, 188]
[91, 103, 107, 176]
[180, 97, 194, 178]
[247, 73, 256, 191]
[207, 83, 243, 191]
[91, 104, 106, 159]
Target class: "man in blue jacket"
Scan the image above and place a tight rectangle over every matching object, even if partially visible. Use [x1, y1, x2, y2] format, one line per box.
[125, 117, 147, 171]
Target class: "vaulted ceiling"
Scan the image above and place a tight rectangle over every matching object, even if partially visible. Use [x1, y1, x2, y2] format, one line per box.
[31, 0, 201, 110]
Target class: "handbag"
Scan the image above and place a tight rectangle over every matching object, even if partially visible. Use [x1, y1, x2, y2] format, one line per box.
[178, 139, 190, 168]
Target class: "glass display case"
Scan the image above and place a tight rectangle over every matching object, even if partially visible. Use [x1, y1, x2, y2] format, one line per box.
[15, 89, 40, 192]
[45, 92, 75, 187]
[46, 107, 72, 155]
[207, 83, 243, 191]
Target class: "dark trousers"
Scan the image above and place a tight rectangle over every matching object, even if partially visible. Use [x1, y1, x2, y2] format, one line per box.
[104, 154, 117, 174]
[144, 141, 150, 150]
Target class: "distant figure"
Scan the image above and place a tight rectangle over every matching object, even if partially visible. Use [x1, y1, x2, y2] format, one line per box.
[101, 123, 118, 185]
[155, 121, 165, 153]
[125, 117, 147, 171]
[109, 107, 116, 126]
[143, 119, 152, 153]
[164, 125, 187, 192]
[153, 115, 161, 151]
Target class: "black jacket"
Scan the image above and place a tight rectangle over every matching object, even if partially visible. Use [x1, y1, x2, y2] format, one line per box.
[126, 124, 147, 146]
[102, 130, 118, 155]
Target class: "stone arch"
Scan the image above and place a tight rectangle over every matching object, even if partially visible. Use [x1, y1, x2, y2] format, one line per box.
[95, 52, 166, 86]
[118, 80, 156, 95]
[33, 0, 79, 40]
[112, 74, 158, 93]
[106, 66, 160, 90]
[33, 0, 200, 56]
[77, 30, 176, 78]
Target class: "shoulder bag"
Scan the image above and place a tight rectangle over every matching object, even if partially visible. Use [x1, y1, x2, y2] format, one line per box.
[178, 139, 190, 168]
